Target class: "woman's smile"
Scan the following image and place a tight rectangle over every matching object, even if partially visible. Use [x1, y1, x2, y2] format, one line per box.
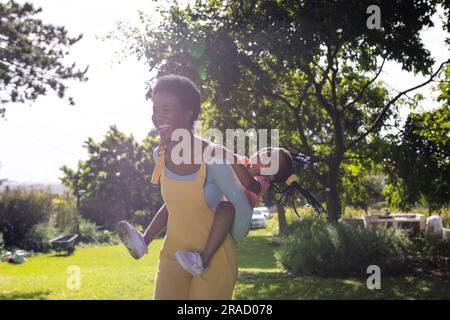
[157, 124, 171, 137]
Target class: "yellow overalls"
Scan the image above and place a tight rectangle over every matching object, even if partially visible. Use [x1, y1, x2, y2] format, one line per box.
[151, 150, 238, 300]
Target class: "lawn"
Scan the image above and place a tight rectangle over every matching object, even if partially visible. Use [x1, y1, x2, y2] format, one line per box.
[1, 218, 450, 300]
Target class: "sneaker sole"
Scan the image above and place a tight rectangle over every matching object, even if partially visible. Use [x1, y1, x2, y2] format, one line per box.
[117, 222, 141, 259]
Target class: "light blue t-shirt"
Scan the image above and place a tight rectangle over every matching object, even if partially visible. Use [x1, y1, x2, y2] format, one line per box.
[153, 143, 253, 244]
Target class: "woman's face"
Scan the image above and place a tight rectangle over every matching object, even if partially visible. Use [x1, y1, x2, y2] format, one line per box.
[152, 91, 192, 144]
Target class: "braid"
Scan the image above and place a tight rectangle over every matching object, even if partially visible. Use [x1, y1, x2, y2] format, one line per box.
[272, 148, 328, 221]
[286, 149, 310, 169]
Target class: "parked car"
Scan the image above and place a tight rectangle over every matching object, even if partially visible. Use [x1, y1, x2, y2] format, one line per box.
[255, 206, 270, 218]
[251, 208, 266, 229]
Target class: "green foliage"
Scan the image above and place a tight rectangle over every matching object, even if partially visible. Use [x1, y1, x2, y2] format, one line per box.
[0, 189, 53, 247]
[22, 223, 58, 253]
[383, 106, 450, 212]
[0, 232, 4, 252]
[342, 168, 385, 213]
[276, 220, 410, 277]
[60, 126, 163, 229]
[75, 217, 118, 245]
[0, 0, 88, 117]
[96, 230, 119, 245]
[77, 217, 99, 244]
[130, 209, 154, 231]
[50, 193, 78, 233]
[409, 233, 450, 258]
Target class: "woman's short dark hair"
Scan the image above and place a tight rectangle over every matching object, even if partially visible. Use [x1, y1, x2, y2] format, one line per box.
[149, 74, 201, 123]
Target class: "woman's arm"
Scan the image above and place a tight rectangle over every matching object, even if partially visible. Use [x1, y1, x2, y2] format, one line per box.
[143, 204, 168, 245]
[143, 146, 168, 244]
[209, 163, 254, 244]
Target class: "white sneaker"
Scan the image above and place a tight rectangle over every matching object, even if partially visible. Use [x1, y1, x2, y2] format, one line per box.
[175, 251, 207, 277]
[117, 221, 148, 259]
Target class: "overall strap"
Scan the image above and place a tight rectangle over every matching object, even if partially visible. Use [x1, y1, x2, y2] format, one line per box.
[151, 147, 166, 185]
[151, 146, 206, 187]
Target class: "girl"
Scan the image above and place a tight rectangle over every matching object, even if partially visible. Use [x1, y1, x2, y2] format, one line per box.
[174, 146, 298, 277]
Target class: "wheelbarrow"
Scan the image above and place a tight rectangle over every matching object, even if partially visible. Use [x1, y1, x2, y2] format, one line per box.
[49, 234, 79, 256]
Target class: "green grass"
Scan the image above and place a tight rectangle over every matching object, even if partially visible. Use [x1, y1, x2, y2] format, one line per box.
[1, 216, 450, 300]
[0, 241, 161, 300]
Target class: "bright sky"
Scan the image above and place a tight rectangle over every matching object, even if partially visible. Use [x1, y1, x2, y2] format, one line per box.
[0, 1, 448, 184]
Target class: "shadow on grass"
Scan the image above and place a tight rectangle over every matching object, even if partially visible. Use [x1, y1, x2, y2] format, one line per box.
[48, 252, 75, 258]
[0, 290, 51, 300]
[234, 271, 450, 300]
[237, 235, 278, 269]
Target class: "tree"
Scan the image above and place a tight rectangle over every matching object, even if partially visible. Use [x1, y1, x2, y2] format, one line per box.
[383, 106, 450, 212]
[382, 65, 450, 212]
[60, 126, 162, 229]
[0, 1, 88, 117]
[343, 169, 385, 214]
[113, 0, 449, 222]
[0, 189, 53, 247]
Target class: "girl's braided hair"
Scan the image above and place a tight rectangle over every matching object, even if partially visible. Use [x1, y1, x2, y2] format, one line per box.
[270, 148, 327, 220]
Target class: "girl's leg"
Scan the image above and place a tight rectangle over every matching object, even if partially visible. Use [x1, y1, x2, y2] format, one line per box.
[201, 201, 235, 267]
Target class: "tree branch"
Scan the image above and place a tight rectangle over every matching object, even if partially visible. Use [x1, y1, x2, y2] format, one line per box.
[345, 59, 450, 151]
[254, 85, 327, 183]
[344, 57, 386, 110]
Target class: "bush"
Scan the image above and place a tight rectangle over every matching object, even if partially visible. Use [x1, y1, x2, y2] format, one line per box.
[0, 232, 4, 254]
[50, 192, 78, 233]
[22, 223, 59, 253]
[75, 217, 119, 245]
[130, 209, 153, 231]
[96, 230, 119, 245]
[0, 189, 53, 247]
[276, 220, 410, 277]
[409, 233, 450, 258]
[77, 217, 99, 243]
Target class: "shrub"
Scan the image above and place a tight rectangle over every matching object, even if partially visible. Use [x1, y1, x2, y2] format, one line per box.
[75, 217, 119, 245]
[0, 189, 53, 247]
[77, 217, 100, 243]
[22, 223, 59, 253]
[276, 220, 411, 277]
[130, 209, 154, 231]
[409, 233, 450, 258]
[96, 230, 119, 245]
[50, 192, 78, 233]
[0, 232, 4, 252]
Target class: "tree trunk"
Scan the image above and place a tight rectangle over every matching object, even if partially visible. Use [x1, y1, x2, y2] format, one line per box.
[326, 157, 342, 223]
[326, 185, 341, 223]
[276, 202, 288, 235]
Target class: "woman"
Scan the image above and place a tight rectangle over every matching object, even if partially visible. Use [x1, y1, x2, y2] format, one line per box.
[142, 74, 253, 300]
